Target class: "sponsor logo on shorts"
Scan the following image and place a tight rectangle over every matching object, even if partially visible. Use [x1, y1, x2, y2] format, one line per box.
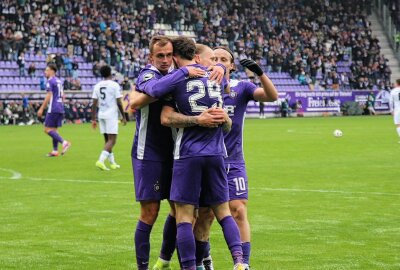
[154, 181, 160, 192]
[236, 191, 246, 196]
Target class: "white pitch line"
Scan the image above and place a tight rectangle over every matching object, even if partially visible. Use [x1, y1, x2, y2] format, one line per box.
[257, 187, 400, 197]
[26, 176, 130, 185]
[0, 168, 22, 180]
[2, 174, 399, 197]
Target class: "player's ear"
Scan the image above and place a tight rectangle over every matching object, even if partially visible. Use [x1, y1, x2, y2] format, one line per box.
[172, 56, 179, 68]
[194, 54, 200, 64]
[230, 62, 236, 72]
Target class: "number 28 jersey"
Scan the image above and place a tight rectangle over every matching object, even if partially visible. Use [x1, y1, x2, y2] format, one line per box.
[92, 79, 122, 119]
[144, 64, 228, 159]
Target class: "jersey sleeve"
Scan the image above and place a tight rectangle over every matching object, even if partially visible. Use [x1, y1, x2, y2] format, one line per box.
[115, 83, 123, 99]
[92, 85, 99, 99]
[136, 70, 158, 93]
[144, 68, 189, 98]
[46, 81, 52, 92]
[242, 81, 258, 101]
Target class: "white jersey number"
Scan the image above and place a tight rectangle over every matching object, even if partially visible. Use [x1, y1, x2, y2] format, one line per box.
[187, 80, 222, 113]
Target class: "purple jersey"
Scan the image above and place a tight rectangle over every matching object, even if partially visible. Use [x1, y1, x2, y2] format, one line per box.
[132, 65, 174, 161]
[223, 79, 257, 163]
[144, 64, 228, 159]
[46, 77, 64, 113]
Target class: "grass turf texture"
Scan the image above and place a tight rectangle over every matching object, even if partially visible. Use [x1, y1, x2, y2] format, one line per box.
[0, 116, 399, 269]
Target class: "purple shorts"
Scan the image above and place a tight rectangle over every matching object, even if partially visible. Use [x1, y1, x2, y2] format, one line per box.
[171, 156, 229, 206]
[44, 113, 64, 128]
[226, 163, 248, 200]
[132, 158, 172, 201]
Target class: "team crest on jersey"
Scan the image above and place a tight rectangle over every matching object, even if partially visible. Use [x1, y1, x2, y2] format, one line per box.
[154, 181, 160, 192]
[143, 72, 155, 82]
[229, 90, 238, 98]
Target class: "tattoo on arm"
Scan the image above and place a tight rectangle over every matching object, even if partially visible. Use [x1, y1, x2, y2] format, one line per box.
[166, 112, 198, 128]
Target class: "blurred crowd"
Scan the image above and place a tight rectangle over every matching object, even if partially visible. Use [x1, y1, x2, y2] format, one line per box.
[0, 98, 94, 125]
[0, 0, 395, 91]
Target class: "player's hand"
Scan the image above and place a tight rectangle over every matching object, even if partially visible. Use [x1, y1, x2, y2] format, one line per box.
[197, 108, 226, 128]
[121, 118, 127, 126]
[37, 108, 43, 118]
[91, 120, 97, 129]
[187, 66, 206, 78]
[240, 59, 264, 76]
[208, 107, 229, 122]
[208, 65, 224, 84]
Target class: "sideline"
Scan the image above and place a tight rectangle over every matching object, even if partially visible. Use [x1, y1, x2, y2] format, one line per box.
[1, 172, 399, 197]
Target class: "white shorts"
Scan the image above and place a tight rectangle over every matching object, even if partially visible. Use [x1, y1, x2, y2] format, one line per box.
[99, 118, 118, 134]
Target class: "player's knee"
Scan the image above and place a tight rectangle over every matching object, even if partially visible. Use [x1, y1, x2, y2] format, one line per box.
[140, 203, 160, 224]
[230, 202, 247, 222]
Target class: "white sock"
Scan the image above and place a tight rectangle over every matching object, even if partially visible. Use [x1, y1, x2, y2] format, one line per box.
[99, 150, 110, 162]
[397, 127, 400, 137]
[108, 152, 116, 164]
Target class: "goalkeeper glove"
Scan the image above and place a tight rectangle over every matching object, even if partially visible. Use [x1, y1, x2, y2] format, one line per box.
[240, 59, 264, 76]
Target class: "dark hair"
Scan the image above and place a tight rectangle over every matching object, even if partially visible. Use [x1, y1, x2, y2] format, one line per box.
[214, 46, 235, 63]
[172, 37, 196, 60]
[149, 35, 173, 54]
[100, 65, 112, 78]
[47, 63, 58, 72]
[397, 79, 400, 85]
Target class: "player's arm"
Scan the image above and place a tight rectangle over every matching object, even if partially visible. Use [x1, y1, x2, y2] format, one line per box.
[117, 97, 127, 125]
[240, 59, 278, 102]
[160, 105, 226, 128]
[37, 91, 52, 117]
[91, 98, 98, 129]
[129, 88, 157, 110]
[145, 68, 190, 98]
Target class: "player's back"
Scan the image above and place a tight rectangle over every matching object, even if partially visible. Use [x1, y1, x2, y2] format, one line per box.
[47, 76, 64, 113]
[170, 64, 227, 159]
[93, 79, 122, 119]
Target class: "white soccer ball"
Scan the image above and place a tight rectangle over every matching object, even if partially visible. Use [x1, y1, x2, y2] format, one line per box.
[333, 129, 343, 137]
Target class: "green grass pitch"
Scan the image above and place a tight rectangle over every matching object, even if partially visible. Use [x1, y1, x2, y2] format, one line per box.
[0, 116, 399, 269]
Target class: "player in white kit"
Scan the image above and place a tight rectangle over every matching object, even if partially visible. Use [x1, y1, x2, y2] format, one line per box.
[91, 65, 127, 170]
[390, 79, 400, 142]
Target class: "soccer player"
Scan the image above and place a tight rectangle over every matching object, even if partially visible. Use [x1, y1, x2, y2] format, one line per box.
[130, 36, 226, 270]
[389, 79, 400, 142]
[143, 36, 245, 270]
[195, 47, 278, 270]
[91, 65, 126, 171]
[37, 63, 71, 157]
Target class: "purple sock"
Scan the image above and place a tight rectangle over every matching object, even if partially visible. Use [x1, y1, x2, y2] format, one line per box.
[134, 220, 153, 270]
[204, 241, 210, 258]
[52, 138, 58, 151]
[219, 216, 243, 264]
[242, 242, 251, 265]
[159, 214, 177, 261]
[195, 240, 208, 266]
[176, 222, 196, 270]
[48, 130, 63, 144]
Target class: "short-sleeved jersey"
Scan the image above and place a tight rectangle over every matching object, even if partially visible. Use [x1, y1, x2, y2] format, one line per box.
[46, 76, 64, 113]
[144, 64, 228, 160]
[390, 87, 400, 112]
[92, 80, 122, 119]
[223, 79, 257, 163]
[132, 65, 174, 161]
